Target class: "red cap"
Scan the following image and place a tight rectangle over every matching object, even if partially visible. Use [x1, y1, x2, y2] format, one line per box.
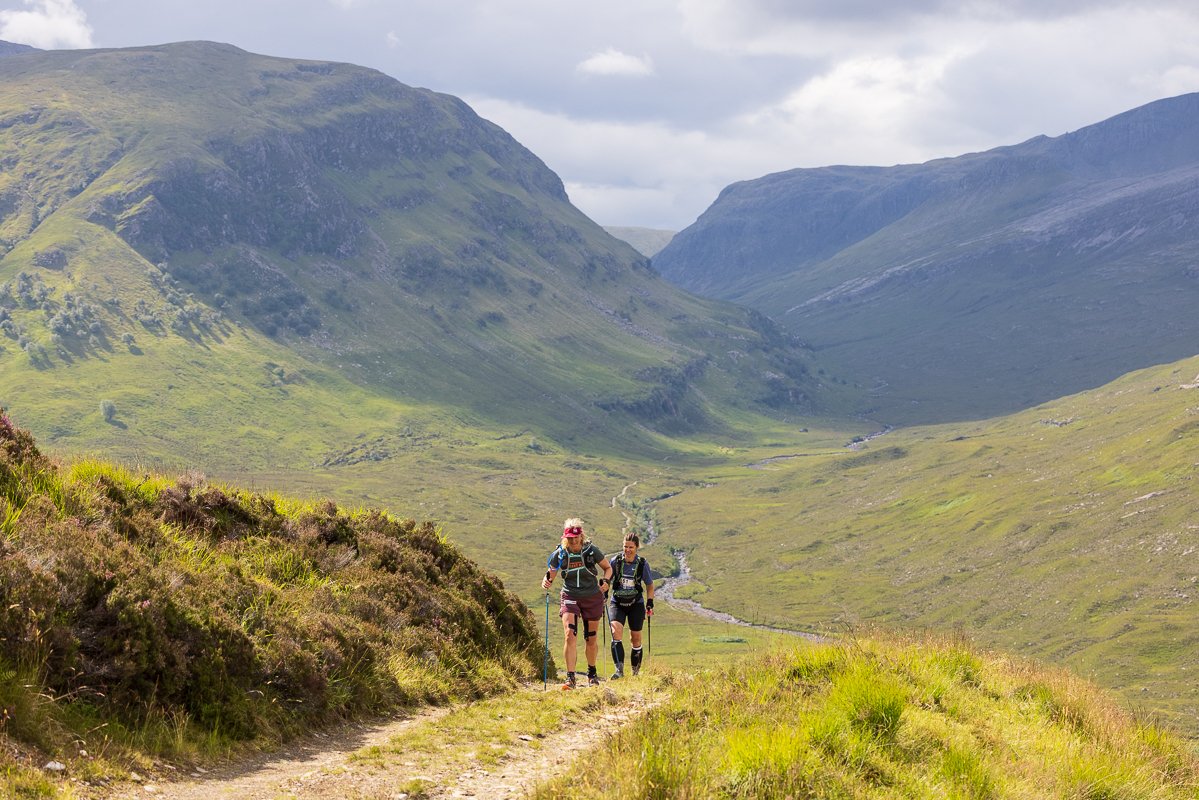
[564, 525, 583, 537]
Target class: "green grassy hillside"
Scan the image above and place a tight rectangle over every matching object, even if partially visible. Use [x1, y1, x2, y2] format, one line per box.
[0, 41, 847, 474]
[646, 354, 1199, 732]
[0, 411, 542, 792]
[535, 631, 1199, 798]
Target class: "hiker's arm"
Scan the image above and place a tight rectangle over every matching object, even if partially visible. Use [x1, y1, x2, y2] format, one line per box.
[597, 557, 613, 594]
[644, 562, 655, 614]
[542, 566, 557, 590]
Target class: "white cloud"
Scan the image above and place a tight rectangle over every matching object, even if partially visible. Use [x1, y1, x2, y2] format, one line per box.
[576, 48, 654, 77]
[23, 0, 1199, 230]
[470, 0, 1199, 231]
[736, 49, 974, 167]
[468, 96, 788, 229]
[0, 0, 93, 49]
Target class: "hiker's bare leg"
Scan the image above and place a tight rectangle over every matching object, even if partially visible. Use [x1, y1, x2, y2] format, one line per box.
[562, 613, 578, 673]
[584, 618, 599, 667]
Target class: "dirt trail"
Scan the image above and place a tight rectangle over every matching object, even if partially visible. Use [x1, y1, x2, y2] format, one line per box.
[97, 688, 656, 800]
[100, 707, 449, 800]
[428, 689, 656, 800]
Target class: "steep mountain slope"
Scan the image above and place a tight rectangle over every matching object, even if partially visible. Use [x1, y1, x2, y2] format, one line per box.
[0, 41, 835, 468]
[655, 93, 1199, 425]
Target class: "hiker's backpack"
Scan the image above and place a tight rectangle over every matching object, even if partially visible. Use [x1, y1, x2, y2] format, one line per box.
[609, 555, 646, 607]
[551, 543, 601, 591]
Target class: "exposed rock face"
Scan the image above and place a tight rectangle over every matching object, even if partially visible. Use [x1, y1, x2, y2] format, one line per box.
[654, 93, 1199, 423]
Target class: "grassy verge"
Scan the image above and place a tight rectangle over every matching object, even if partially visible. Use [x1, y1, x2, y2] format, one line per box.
[532, 629, 1199, 798]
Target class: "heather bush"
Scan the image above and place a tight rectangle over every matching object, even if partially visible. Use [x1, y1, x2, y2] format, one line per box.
[0, 411, 543, 754]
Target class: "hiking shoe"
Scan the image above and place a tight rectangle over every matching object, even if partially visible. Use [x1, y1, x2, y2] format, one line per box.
[561, 674, 576, 691]
[611, 665, 624, 680]
[632, 665, 640, 677]
[588, 673, 601, 686]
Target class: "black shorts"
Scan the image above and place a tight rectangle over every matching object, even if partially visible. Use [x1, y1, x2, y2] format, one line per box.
[608, 600, 645, 631]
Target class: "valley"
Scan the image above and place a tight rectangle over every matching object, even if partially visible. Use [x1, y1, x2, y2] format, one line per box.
[2, 31, 1198, 798]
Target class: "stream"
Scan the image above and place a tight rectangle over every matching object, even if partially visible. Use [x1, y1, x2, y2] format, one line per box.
[613, 481, 820, 641]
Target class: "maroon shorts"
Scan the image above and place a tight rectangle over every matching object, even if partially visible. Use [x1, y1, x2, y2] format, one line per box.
[560, 591, 604, 622]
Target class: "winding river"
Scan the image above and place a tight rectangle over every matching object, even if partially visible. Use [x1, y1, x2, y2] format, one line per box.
[613, 481, 820, 641]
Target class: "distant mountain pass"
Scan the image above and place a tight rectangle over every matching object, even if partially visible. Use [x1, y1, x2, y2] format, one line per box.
[655, 93, 1199, 425]
[604, 226, 676, 258]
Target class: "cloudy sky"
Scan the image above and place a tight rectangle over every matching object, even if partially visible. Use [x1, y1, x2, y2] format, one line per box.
[3, 0, 1199, 230]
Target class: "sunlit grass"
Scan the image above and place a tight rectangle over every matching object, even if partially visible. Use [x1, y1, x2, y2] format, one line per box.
[532, 630, 1199, 799]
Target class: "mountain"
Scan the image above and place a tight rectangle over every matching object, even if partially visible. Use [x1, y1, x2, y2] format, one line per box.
[603, 226, 676, 257]
[0, 40, 37, 57]
[654, 93, 1199, 425]
[0, 41, 835, 469]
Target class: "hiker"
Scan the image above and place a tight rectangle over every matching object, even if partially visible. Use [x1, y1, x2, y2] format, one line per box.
[606, 532, 654, 679]
[542, 518, 613, 689]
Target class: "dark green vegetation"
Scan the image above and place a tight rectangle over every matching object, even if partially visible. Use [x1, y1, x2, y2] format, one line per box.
[654, 92, 1199, 425]
[0, 411, 541, 787]
[0, 40, 845, 474]
[652, 353, 1199, 732]
[534, 631, 1199, 798]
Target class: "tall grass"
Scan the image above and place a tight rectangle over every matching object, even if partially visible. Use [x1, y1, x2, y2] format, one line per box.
[532, 630, 1199, 799]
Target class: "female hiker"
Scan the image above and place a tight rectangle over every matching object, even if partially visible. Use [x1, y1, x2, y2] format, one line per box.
[606, 532, 654, 679]
[542, 518, 613, 689]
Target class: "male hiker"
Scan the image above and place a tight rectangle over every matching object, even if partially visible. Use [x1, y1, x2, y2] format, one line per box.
[542, 518, 613, 688]
[606, 532, 654, 678]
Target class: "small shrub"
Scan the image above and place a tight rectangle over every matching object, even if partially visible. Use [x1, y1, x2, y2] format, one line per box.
[100, 399, 116, 422]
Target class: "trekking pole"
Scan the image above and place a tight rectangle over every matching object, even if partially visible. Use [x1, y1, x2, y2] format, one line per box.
[543, 572, 551, 692]
[602, 600, 609, 666]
